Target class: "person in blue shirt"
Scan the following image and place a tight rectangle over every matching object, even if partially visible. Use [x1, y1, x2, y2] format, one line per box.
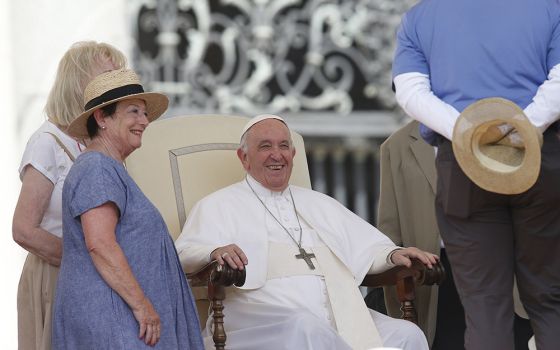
[392, 1, 560, 349]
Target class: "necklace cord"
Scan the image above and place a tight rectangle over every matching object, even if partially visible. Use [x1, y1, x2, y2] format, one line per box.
[245, 177, 304, 249]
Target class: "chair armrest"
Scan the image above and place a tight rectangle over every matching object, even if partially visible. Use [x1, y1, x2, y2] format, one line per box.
[187, 260, 246, 289]
[186, 261, 246, 350]
[361, 258, 445, 324]
[361, 258, 445, 288]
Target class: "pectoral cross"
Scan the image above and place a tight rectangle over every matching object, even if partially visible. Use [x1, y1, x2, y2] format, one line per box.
[295, 247, 316, 270]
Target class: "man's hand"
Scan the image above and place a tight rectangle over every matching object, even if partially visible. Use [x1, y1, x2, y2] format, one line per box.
[390, 247, 439, 269]
[478, 123, 542, 149]
[479, 123, 515, 146]
[211, 244, 248, 270]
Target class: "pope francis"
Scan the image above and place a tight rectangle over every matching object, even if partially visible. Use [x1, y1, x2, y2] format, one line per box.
[176, 114, 436, 350]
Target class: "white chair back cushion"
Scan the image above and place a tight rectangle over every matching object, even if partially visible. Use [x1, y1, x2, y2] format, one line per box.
[126, 114, 311, 240]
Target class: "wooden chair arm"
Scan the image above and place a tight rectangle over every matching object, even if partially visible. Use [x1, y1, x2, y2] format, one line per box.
[361, 258, 445, 287]
[187, 260, 246, 288]
[187, 261, 246, 350]
[361, 258, 445, 324]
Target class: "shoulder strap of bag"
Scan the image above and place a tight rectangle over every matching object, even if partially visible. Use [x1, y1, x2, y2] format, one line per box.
[44, 131, 76, 162]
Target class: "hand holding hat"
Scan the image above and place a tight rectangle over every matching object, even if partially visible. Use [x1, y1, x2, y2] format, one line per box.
[452, 98, 543, 195]
[479, 123, 543, 149]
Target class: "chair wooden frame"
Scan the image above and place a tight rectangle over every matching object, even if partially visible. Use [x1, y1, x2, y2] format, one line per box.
[361, 257, 445, 324]
[187, 262, 246, 350]
[188, 257, 444, 350]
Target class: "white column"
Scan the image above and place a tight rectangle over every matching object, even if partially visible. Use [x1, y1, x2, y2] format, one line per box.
[310, 145, 328, 193]
[332, 147, 347, 204]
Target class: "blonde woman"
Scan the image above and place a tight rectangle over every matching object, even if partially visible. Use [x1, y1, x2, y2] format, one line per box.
[12, 41, 126, 350]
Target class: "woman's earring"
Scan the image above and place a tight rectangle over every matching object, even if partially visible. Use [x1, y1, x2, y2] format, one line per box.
[100, 125, 106, 130]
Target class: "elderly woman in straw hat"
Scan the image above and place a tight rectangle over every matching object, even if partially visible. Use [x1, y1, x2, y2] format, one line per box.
[52, 69, 204, 349]
[12, 41, 126, 350]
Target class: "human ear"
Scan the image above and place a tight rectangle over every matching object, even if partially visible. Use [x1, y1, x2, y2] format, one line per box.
[92, 109, 106, 129]
[237, 148, 250, 170]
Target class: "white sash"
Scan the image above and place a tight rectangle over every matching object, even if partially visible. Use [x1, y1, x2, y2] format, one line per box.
[266, 242, 383, 349]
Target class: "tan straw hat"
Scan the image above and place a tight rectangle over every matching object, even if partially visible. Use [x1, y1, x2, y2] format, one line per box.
[452, 97, 542, 195]
[68, 69, 169, 138]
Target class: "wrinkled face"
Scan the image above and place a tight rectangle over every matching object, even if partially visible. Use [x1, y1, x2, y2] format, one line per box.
[237, 119, 295, 192]
[104, 98, 149, 158]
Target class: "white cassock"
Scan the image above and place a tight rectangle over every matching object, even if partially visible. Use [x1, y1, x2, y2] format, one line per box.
[176, 175, 428, 350]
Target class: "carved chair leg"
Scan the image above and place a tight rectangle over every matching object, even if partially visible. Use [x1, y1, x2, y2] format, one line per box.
[396, 275, 418, 324]
[209, 284, 227, 350]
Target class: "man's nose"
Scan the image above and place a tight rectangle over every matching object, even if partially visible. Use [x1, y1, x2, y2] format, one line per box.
[269, 147, 282, 159]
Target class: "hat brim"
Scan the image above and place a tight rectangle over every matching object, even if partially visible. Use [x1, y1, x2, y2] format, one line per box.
[452, 97, 541, 195]
[68, 92, 169, 139]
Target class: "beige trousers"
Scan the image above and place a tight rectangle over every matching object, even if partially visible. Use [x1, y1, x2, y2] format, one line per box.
[17, 253, 59, 350]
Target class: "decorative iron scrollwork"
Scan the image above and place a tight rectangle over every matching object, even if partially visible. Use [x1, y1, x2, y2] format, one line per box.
[132, 0, 415, 115]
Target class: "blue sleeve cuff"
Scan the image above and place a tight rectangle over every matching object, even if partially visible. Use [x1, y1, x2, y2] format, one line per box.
[419, 123, 440, 146]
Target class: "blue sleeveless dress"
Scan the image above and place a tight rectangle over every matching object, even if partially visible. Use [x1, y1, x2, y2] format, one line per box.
[53, 152, 204, 349]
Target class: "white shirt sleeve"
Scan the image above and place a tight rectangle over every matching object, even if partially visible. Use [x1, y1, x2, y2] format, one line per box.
[523, 63, 560, 132]
[19, 132, 60, 183]
[394, 72, 461, 141]
[367, 246, 400, 274]
[177, 244, 216, 273]
[175, 197, 229, 273]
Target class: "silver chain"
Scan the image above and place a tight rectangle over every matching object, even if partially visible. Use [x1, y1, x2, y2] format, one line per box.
[245, 177, 303, 249]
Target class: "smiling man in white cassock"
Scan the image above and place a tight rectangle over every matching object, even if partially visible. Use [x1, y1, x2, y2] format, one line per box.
[175, 115, 435, 350]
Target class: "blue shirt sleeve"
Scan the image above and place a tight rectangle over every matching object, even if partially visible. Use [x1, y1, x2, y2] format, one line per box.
[67, 155, 127, 219]
[548, 5, 560, 70]
[392, 12, 430, 78]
